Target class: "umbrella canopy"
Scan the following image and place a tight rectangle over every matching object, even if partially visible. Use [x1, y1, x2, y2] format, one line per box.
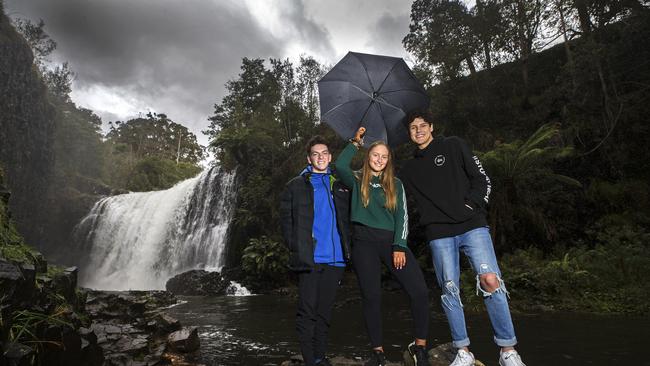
[318, 52, 429, 146]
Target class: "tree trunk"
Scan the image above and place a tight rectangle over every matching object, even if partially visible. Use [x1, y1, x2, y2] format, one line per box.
[465, 56, 477, 75]
[574, 0, 592, 34]
[476, 0, 492, 69]
[557, 0, 577, 91]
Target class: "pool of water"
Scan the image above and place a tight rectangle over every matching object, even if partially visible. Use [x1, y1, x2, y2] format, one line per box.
[165, 289, 649, 365]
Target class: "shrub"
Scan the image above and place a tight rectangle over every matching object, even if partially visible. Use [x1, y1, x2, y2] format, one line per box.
[241, 236, 289, 287]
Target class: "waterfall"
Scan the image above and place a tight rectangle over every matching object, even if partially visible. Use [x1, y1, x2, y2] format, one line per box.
[74, 166, 237, 290]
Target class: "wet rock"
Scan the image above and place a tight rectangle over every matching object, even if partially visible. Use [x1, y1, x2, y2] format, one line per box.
[281, 354, 401, 366]
[81, 290, 206, 365]
[113, 334, 150, 354]
[160, 350, 206, 366]
[19, 263, 35, 284]
[32, 252, 48, 273]
[51, 266, 78, 302]
[2, 342, 34, 366]
[81, 337, 105, 366]
[152, 312, 182, 333]
[80, 326, 98, 343]
[167, 327, 200, 353]
[0, 257, 23, 299]
[165, 269, 230, 296]
[402, 343, 486, 366]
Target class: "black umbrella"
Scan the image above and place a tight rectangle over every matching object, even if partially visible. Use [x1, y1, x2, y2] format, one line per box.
[318, 52, 429, 146]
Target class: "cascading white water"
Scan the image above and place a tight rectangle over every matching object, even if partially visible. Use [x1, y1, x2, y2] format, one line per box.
[74, 166, 236, 290]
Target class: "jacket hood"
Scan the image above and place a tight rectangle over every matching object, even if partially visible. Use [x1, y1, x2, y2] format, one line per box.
[300, 165, 332, 177]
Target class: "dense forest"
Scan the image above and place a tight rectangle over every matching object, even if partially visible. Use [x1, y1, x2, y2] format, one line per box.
[1, 0, 649, 315]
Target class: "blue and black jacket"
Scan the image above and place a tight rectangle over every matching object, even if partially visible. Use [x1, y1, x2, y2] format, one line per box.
[280, 166, 351, 272]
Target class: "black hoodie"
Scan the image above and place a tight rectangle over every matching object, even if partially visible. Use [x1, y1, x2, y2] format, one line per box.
[399, 135, 492, 241]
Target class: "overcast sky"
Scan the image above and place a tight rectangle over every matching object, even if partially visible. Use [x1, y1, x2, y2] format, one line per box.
[5, 0, 414, 147]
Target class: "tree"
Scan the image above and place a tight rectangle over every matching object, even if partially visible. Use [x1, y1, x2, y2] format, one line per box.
[12, 18, 56, 70]
[204, 56, 334, 270]
[106, 112, 204, 165]
[472, 0, 506, 69]
[496, 0, 549, 100]
[295, 55, 325, 124]
[44, 62, 74, 102]
[404, 0, 480, 80]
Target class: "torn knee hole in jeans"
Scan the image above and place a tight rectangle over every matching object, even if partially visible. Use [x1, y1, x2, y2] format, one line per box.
[475, 266, 510, 299]
[440, 280, 463, 309]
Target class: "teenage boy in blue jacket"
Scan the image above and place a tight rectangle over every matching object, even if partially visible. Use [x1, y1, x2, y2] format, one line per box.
[280, 136, 351, 366]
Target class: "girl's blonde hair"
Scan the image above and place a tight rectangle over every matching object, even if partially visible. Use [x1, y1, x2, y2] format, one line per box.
[358, 141, 397, 211]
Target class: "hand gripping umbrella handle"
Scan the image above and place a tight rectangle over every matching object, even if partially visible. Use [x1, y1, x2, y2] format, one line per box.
[350, 127, 366, 147]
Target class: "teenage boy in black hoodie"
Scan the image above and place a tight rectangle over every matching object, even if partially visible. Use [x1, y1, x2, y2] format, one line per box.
[280, 136, 351, 366]
[399, 111, 526, 366]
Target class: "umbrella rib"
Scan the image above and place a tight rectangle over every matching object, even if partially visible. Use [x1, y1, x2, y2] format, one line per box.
[375, 60, 401, 94]
[380, 88, 427, 95]
[322, 97, 373, 116]
[351, 53, 376, 93]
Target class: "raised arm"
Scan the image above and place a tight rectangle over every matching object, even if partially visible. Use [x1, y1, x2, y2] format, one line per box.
[334, 143, 359, 189]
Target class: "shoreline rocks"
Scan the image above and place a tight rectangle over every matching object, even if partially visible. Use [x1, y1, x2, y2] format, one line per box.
[84, 290, 204, 366]
[281, 343, 486, 366]
[1, 256, 206, 366]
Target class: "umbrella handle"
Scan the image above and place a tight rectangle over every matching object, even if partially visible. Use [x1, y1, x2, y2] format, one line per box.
[351, 127, 366, 147]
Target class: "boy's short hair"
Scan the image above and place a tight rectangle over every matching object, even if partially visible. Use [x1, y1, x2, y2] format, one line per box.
[404, 109, 435, 128]
[305, 135, 329, 155]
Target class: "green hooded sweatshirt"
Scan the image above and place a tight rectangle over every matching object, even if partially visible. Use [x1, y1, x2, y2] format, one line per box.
[335, 143, 408, 250]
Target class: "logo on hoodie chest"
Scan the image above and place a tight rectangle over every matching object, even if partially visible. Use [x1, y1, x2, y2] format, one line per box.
[434, 154, 446, 166]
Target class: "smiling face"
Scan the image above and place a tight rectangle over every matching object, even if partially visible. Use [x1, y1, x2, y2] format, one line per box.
[307, 143, 331, 173]
[368, 144, 389, 175]
[409, 117, 434, 148]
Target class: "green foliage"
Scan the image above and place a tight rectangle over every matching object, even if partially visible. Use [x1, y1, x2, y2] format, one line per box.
[102, 112, 205, 192]
[107, 112, 205, 165]
[0, 242, 39, 264]
[241, 236, 289, 285]
[0, 168, 36, 263]
[8, 307, 74, 361]
[479, 123, 581, 250]
[461, 223, 650, 313]
[52, 101, 105, 180]
[404, 0, 481, 79]
[12, 17, 56, 70]
[204, 56, 333, 268]
[125, 157, 201, 192]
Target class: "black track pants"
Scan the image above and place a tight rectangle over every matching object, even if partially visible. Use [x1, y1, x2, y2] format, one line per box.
[352, 225, 429, 348]
[296, 265, 345, 366]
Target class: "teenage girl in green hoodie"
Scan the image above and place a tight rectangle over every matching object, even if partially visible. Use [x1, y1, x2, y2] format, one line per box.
[335, 127, 430, 366]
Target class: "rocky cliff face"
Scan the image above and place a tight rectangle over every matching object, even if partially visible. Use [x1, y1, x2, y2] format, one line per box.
[0, 3, 56, 252]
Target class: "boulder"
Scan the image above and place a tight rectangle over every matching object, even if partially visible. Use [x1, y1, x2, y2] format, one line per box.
[0, 257, 22, 299]
[165, 269, 230, 296]
[167, 327, 200, 353]
[280, 354, 401, 365]
[151, 312, 182, 333]
[51, 266, 78, 302]
[402, 343, 487, 366]
[2, 342, 34, 366]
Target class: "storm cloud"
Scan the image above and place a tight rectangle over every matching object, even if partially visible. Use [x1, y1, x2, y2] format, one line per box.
[4, 0, 412, 146]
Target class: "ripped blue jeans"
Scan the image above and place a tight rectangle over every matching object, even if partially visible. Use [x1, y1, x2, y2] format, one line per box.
[429, 227, 517, 348]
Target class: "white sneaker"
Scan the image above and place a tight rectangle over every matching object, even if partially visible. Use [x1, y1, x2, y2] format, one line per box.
[499, 350, 526, 366]
[450, 349, 475, 366]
